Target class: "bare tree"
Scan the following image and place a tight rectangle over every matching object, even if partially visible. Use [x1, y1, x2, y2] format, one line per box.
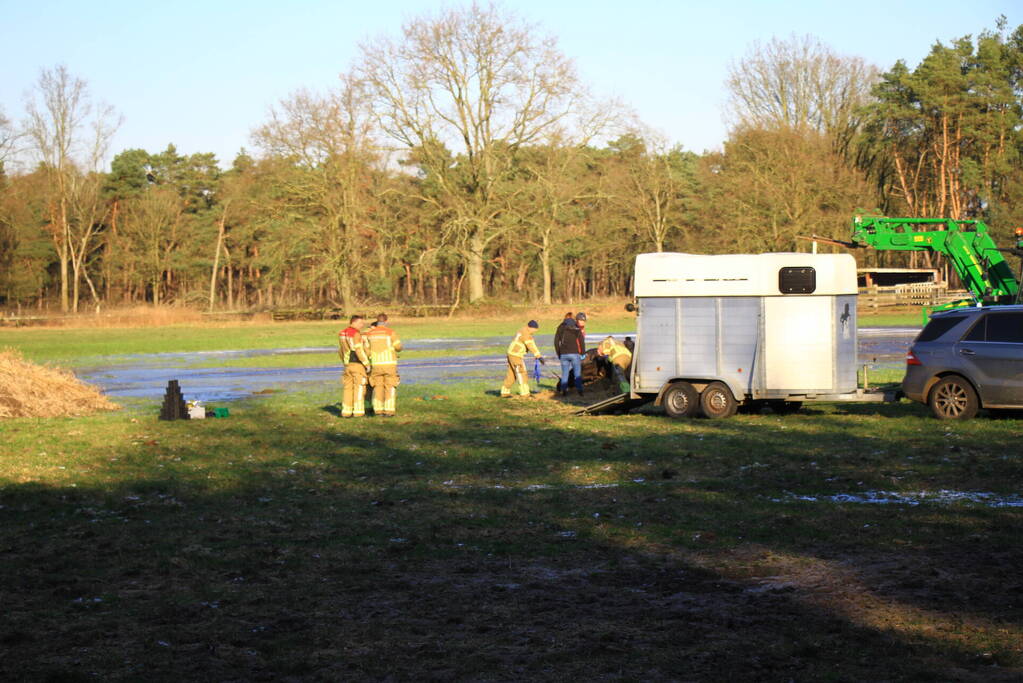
[0, 107, 17, 167]
[358, 2, 590, 302]
[120, 185, 184, 306]
[253, 73, 378, 309]
[726, 35, 877, 142]
[606, 131, 696, 253]
[22, 65, 120, 312]
[520, 127, 612, 303]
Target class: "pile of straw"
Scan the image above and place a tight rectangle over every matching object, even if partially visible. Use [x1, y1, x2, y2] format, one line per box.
[0, 349, 119, 418]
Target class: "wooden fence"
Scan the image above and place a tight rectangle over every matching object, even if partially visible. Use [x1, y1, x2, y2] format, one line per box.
[857, 283, 967, 311]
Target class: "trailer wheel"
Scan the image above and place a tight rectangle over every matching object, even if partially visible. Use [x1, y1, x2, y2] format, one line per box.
[663, 382, 699, 419]
[928, 376, 978, 420]
[700, 382, 737, 419]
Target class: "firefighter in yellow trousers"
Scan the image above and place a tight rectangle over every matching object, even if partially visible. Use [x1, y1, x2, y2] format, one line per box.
[338, 314, 371, 417]
[364, 313, 403, 417]
[501, 320, 544, 397]
[597, 335, 633, 392]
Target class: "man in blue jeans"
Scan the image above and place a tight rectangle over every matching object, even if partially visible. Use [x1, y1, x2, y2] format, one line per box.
[554, 312, 586, 397]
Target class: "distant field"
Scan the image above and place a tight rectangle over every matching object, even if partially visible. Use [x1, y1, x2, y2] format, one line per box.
[0, 308, 916, 365]
[0, 314, 633, 363]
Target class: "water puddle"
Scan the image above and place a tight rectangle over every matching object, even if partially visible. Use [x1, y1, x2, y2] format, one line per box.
[858, 327, 917, 370]
[79, 356, 511, 402]
[74, 327, 913, 403]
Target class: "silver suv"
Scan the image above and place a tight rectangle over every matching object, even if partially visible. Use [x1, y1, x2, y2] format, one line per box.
[902, 305, 1023, 419]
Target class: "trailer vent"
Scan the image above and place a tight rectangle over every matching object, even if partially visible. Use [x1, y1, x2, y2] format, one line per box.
[778, 267, 816, 294]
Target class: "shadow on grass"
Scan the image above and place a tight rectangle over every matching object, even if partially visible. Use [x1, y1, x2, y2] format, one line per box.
[1, 399, 1021, 680]
[319, 403, 342, 417]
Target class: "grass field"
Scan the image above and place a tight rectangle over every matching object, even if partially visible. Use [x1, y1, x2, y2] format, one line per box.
[0, 315, 636, 365]
[0, 309, 919, 364]
[7, 312, 1020, 680]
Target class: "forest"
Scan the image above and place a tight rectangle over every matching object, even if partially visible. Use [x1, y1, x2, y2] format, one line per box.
[1, 7, 1022, 314]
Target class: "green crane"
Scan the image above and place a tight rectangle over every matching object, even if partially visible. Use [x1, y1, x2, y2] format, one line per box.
[811, 216, 1023, 322]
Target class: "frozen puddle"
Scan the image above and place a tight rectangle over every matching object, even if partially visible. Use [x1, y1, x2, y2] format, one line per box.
[776, 489, 1023, 508]
[79, 356, 509, 402]
[74, 327, 915, 403]
[439, 482, 1023, 509]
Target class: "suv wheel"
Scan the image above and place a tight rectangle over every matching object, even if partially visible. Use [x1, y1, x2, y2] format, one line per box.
[928, 376, 979, 420]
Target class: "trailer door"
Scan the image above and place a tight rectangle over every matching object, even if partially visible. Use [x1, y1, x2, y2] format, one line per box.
[763, 296, 833, 392]
[635, 297, 676, 391]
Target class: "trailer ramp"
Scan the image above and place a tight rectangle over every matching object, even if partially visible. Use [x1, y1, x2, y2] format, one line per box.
[574, 393, 654, 416]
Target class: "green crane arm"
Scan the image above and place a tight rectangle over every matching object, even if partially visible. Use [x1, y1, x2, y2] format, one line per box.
[850, 216, 1021, 304]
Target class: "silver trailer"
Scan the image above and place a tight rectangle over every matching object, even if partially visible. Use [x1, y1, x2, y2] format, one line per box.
[613, 252, 883, 418]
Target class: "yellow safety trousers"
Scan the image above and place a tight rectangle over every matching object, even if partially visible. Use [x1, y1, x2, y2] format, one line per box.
[501, 355, 531, 396]
[370, 366, 400, 415]
[342, 363, 369, 417]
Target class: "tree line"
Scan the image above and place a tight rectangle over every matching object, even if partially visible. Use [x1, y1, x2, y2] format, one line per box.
[1, 6, 1022, 314]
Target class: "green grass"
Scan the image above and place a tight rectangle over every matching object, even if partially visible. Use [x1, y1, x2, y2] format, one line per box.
[1, 310, 909, 368]
[2, 369, 1022, 679]
[0, 315, 637, 364]
[859, 311, 923, 327]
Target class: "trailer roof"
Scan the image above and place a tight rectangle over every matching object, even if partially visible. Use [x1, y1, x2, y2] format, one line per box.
[633, 252, 857, 297]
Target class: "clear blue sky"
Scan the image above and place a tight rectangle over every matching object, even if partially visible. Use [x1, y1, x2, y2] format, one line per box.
[1, 0, 1017, 169]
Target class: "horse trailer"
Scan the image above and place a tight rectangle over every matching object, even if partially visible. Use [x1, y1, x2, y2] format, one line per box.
[624, 251, 884, 418]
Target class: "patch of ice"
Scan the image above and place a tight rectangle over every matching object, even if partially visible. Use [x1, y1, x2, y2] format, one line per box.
[779, 490, 1023, 508]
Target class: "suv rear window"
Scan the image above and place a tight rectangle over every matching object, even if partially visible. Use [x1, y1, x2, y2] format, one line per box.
[916, 316, 967, 342]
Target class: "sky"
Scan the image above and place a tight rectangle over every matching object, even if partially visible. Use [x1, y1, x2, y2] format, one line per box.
[1, 0, 1019, 170]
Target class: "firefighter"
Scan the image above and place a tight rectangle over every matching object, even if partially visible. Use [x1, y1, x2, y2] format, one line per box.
[364, 313, 403, 417]
[501, 320, 544, 397]
[597, 335, 633, 392]
[338, 314, 371, 417]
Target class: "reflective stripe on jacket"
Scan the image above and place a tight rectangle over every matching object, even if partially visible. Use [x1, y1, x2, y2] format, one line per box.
[338, 327, 370, 366]
[364, 325, 403, 365]
[598, 336, 631, 365]
[507, 327, 541, 358]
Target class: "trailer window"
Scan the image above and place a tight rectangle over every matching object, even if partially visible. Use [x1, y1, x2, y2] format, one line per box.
[778, 267, 816, 294]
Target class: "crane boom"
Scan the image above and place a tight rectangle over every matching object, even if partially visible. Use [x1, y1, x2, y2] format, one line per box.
[849, 216, 1023, 309]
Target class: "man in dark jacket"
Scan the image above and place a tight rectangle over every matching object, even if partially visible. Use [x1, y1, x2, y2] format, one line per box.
[554, 316, 586, 396]
[553, 312, 573, 353]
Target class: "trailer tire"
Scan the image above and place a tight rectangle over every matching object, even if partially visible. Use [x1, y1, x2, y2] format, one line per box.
[928, 376, 979, 420]
[662, 382, 699, 419]
[700, 382, 737, 419]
